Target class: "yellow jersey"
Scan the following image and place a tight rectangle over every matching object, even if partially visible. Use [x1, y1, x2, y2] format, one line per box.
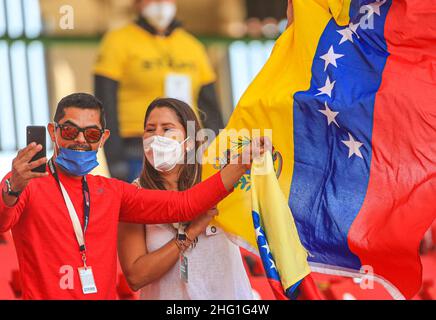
[94, 23, 216, 138]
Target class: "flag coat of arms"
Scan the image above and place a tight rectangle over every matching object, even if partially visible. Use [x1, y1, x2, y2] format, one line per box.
[203, 0, 436, 299]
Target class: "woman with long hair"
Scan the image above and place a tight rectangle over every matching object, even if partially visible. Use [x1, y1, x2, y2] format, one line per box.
[118, 98, 253, 300]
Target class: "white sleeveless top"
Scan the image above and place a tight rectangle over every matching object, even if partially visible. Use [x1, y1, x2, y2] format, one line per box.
[139, 223, 254, 300]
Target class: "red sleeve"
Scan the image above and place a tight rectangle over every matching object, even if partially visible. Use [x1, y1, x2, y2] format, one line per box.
[119, 171, 230, 224]
[0, 173, 28, 233]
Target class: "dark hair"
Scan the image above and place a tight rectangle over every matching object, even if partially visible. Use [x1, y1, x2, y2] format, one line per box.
[54, 93, 106, 128]
[140, 98, 202, 192]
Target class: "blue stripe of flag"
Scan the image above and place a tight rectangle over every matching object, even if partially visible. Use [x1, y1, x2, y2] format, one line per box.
[289, 0, 391, 269]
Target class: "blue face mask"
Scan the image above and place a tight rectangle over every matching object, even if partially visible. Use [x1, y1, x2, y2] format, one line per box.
[55, 148, 99, 176]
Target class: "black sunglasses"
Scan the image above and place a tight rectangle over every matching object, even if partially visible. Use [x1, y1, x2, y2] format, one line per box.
[55, 122, 104, 144]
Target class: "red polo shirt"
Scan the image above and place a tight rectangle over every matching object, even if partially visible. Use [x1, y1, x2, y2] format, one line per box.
[0, 168, 229, 300]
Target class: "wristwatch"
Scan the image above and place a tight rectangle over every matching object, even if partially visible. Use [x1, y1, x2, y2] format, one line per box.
[177, 229, 198, 247]
[2, 179, 21, 198]
[176, 229, 187, 241]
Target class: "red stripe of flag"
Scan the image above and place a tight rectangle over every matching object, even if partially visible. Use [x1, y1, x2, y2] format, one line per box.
[348, 0, 436, 299]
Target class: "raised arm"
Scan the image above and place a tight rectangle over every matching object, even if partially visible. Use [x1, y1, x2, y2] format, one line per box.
[0, 143, 47, 232]
[287, 0, 294, 28]
[119, 169, 239, 224]
[0, 175, 30, 232]
[119, 137, 270, 224]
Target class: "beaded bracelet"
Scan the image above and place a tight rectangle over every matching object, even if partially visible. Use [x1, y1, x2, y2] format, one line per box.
[175, 231, 199, 253]
[175, 233, 193, 253]
[174, 238, 188, 253]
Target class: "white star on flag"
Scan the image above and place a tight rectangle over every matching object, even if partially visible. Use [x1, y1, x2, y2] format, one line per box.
[320, 46, 344, 71]
[349, 22, 360, 37]
[262, 244, 271, 255]
[342, 133, 364, 159]
[255, 227, 263, 239]
[337, 27, 354, 44]
[319, 102, 340, 127]
[337, 22, 360, 45]
[316, 76, 336, 98]
[269, 258, 277, 270]
[363, 0, 387, 18]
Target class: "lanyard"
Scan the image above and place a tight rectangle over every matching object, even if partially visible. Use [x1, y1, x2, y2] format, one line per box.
[48, 159, 90, 266]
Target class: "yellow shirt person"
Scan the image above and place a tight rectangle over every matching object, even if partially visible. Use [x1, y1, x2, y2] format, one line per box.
[94, 0, 223, 181]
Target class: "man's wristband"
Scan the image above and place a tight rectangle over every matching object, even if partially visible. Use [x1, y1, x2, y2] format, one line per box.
[2, 179, 21, 198]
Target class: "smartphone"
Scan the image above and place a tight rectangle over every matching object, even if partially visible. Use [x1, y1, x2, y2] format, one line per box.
[26, 126, 47, 173]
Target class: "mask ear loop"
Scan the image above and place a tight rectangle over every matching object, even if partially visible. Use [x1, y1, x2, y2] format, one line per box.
[53, 123, 60, 157]
[98, 132, 105, 150]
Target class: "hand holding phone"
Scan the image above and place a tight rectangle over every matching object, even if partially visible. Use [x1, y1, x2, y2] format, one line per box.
[26, 126, 47, 173]
[3, 142, 48, 203]
[1, 127, 48, 206]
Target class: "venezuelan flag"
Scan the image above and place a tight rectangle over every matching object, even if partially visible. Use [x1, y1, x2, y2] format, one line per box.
[251, 152, 311, 299]
[203, 0, 436, 300]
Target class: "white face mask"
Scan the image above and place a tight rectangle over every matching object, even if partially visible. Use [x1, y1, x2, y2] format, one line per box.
[144, 135, 188, 172]
[142, 2, 177, 31]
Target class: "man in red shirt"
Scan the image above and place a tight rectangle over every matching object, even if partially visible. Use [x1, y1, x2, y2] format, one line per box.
[0, 93, 264, 300]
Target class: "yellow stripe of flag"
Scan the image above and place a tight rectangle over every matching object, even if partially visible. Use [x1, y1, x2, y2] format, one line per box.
[251, 151, 310, 290]
[202, 0, 352, 251]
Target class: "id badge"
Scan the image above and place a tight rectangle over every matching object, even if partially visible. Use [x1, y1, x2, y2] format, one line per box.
[180, 254, 188, 283]
[78, 267, 98, 295]
[165, 74, 193, 106]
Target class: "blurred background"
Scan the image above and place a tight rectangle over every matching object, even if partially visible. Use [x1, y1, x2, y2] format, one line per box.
[0, 0, 435, 300]
[0, 0, 288, 172]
